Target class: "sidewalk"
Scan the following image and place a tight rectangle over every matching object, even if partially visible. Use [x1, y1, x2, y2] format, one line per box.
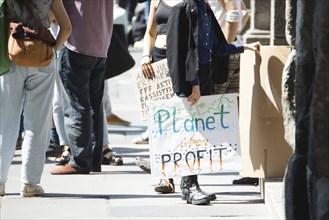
[0, 48, 282, 220]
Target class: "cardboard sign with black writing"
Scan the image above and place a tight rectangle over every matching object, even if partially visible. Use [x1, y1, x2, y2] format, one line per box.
[131, 59, 175, 120]
[147, 94, 242, 178]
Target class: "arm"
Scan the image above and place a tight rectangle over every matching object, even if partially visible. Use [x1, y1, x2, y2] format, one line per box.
[50, 0, 71, 52]
[221, 0, 241, 43]
[215, 41, 260, 57]
[141, 0, 158, 79]
[243, 41, 260, 55]
[239, 0, 249, 34]
[49, 10, 58, 25]
[188, 85, 201, 105]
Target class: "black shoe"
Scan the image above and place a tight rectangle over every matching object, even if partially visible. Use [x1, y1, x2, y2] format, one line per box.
[16, 137, 23, 150]
[154, 178, 175, 194]
[46, 142, 63, 157]
[180, 175, 214, 205]
[206, 192, 217, 201]
[54, 147, 70, 166]
[91, 165, 101, 172]
[232, 177, 259, 186]
[182, 190, 217, 201]
[186, 186, 210, 205]
[102, 148, 123, 165]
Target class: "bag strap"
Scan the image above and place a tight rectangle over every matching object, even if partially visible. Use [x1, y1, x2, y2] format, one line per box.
[10, 22, 56, 46]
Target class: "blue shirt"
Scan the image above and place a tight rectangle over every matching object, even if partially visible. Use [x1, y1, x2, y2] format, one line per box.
[192, 0, 244, 86]
[196, 0, 213, 65]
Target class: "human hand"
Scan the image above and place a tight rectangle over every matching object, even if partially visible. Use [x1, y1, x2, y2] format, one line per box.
[244, 41, 261, 56]
[187, 85, 201, 105]
[141, 56, 155, 79]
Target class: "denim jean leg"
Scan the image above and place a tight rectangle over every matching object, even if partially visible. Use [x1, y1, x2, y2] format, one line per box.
[60, 48, 92, 171]
[18, 111, 24, 138]
[60, 47, 105, 172]
[89, 58, 106, 171]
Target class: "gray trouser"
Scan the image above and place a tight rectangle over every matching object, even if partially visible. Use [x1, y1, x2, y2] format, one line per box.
[213, 54, 240, 95]
[0, 61, 55, 184]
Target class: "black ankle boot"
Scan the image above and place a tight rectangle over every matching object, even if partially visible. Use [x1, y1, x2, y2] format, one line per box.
[180, 175, 211, 205]
[181, 175, 217, 201]
[232, 177, 259, 186]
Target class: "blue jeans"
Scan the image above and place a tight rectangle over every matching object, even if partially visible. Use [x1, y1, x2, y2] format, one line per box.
[59, 47, 106, 172]
[18, 111, 24, 139]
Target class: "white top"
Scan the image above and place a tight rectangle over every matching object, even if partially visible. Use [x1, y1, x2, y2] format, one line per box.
[208, 0, 243, 33]
[113, 3, 128, 27]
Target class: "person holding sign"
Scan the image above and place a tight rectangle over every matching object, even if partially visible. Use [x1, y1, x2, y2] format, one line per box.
[165, 0, 260, 205]
[137, 0, 219, 206]
[136, 0, 184, 195]
[209, 0, 259, 186]
[132, 0, 182, 145]
[210, 0, 249, 94]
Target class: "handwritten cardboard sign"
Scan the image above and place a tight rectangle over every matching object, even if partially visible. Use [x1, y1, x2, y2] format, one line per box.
[131, 59, 175, 120]
[147, 94, 242, 178]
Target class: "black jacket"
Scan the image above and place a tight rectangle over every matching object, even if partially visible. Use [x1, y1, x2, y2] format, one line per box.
[166, 0, 229, 95]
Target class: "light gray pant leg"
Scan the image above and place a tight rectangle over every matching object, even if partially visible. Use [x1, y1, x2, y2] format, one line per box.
[21, 62, 55, 184]
[103, 108, 109, 145]
[53, 73, 69, 145]
[102, 79, 112, 116]
[0, 65, 25, 184]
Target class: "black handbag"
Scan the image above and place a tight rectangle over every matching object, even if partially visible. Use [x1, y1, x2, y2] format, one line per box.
[105, 24, 135, 79]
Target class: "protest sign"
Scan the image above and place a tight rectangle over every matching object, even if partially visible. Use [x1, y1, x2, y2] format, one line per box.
[131, 59, 175, 120]
[147, 94, 242, 178]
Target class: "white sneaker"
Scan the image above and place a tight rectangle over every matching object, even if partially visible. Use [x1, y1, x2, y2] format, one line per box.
[20, 184, 44, 197]
[0, 184, 5, 196]
[135, 157, 151, 174]
[132, 132, 149, 144]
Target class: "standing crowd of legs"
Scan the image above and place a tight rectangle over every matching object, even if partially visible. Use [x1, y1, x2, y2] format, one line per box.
[1, 0, 260, 206]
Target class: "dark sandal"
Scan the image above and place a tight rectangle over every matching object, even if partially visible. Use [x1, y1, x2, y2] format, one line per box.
[55, 147, 71, 166]
[46, 142, 63, 157]
[102, 148, 123, 166]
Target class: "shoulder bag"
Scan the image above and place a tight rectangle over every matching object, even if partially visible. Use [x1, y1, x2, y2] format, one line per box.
[7, 22, 56, 67]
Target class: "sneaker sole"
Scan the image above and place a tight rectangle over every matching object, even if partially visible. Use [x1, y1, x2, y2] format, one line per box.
[133, 140, 149, 144]
[21, 192, 44, 197]
[135, 161, 151, 174]
[109, 161, 124, 166]
[182, 194, 217, 201]
[55, 161, 69, 166]
[138, 166, 151, 173]
[187, 198, 210, 205]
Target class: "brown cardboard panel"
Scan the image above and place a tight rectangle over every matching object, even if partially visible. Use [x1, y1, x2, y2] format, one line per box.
[239, 116, 266, 178]
[239, 46, 292, 178]
[240, 46, 291, 118]
[239, 116, 292, 178]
